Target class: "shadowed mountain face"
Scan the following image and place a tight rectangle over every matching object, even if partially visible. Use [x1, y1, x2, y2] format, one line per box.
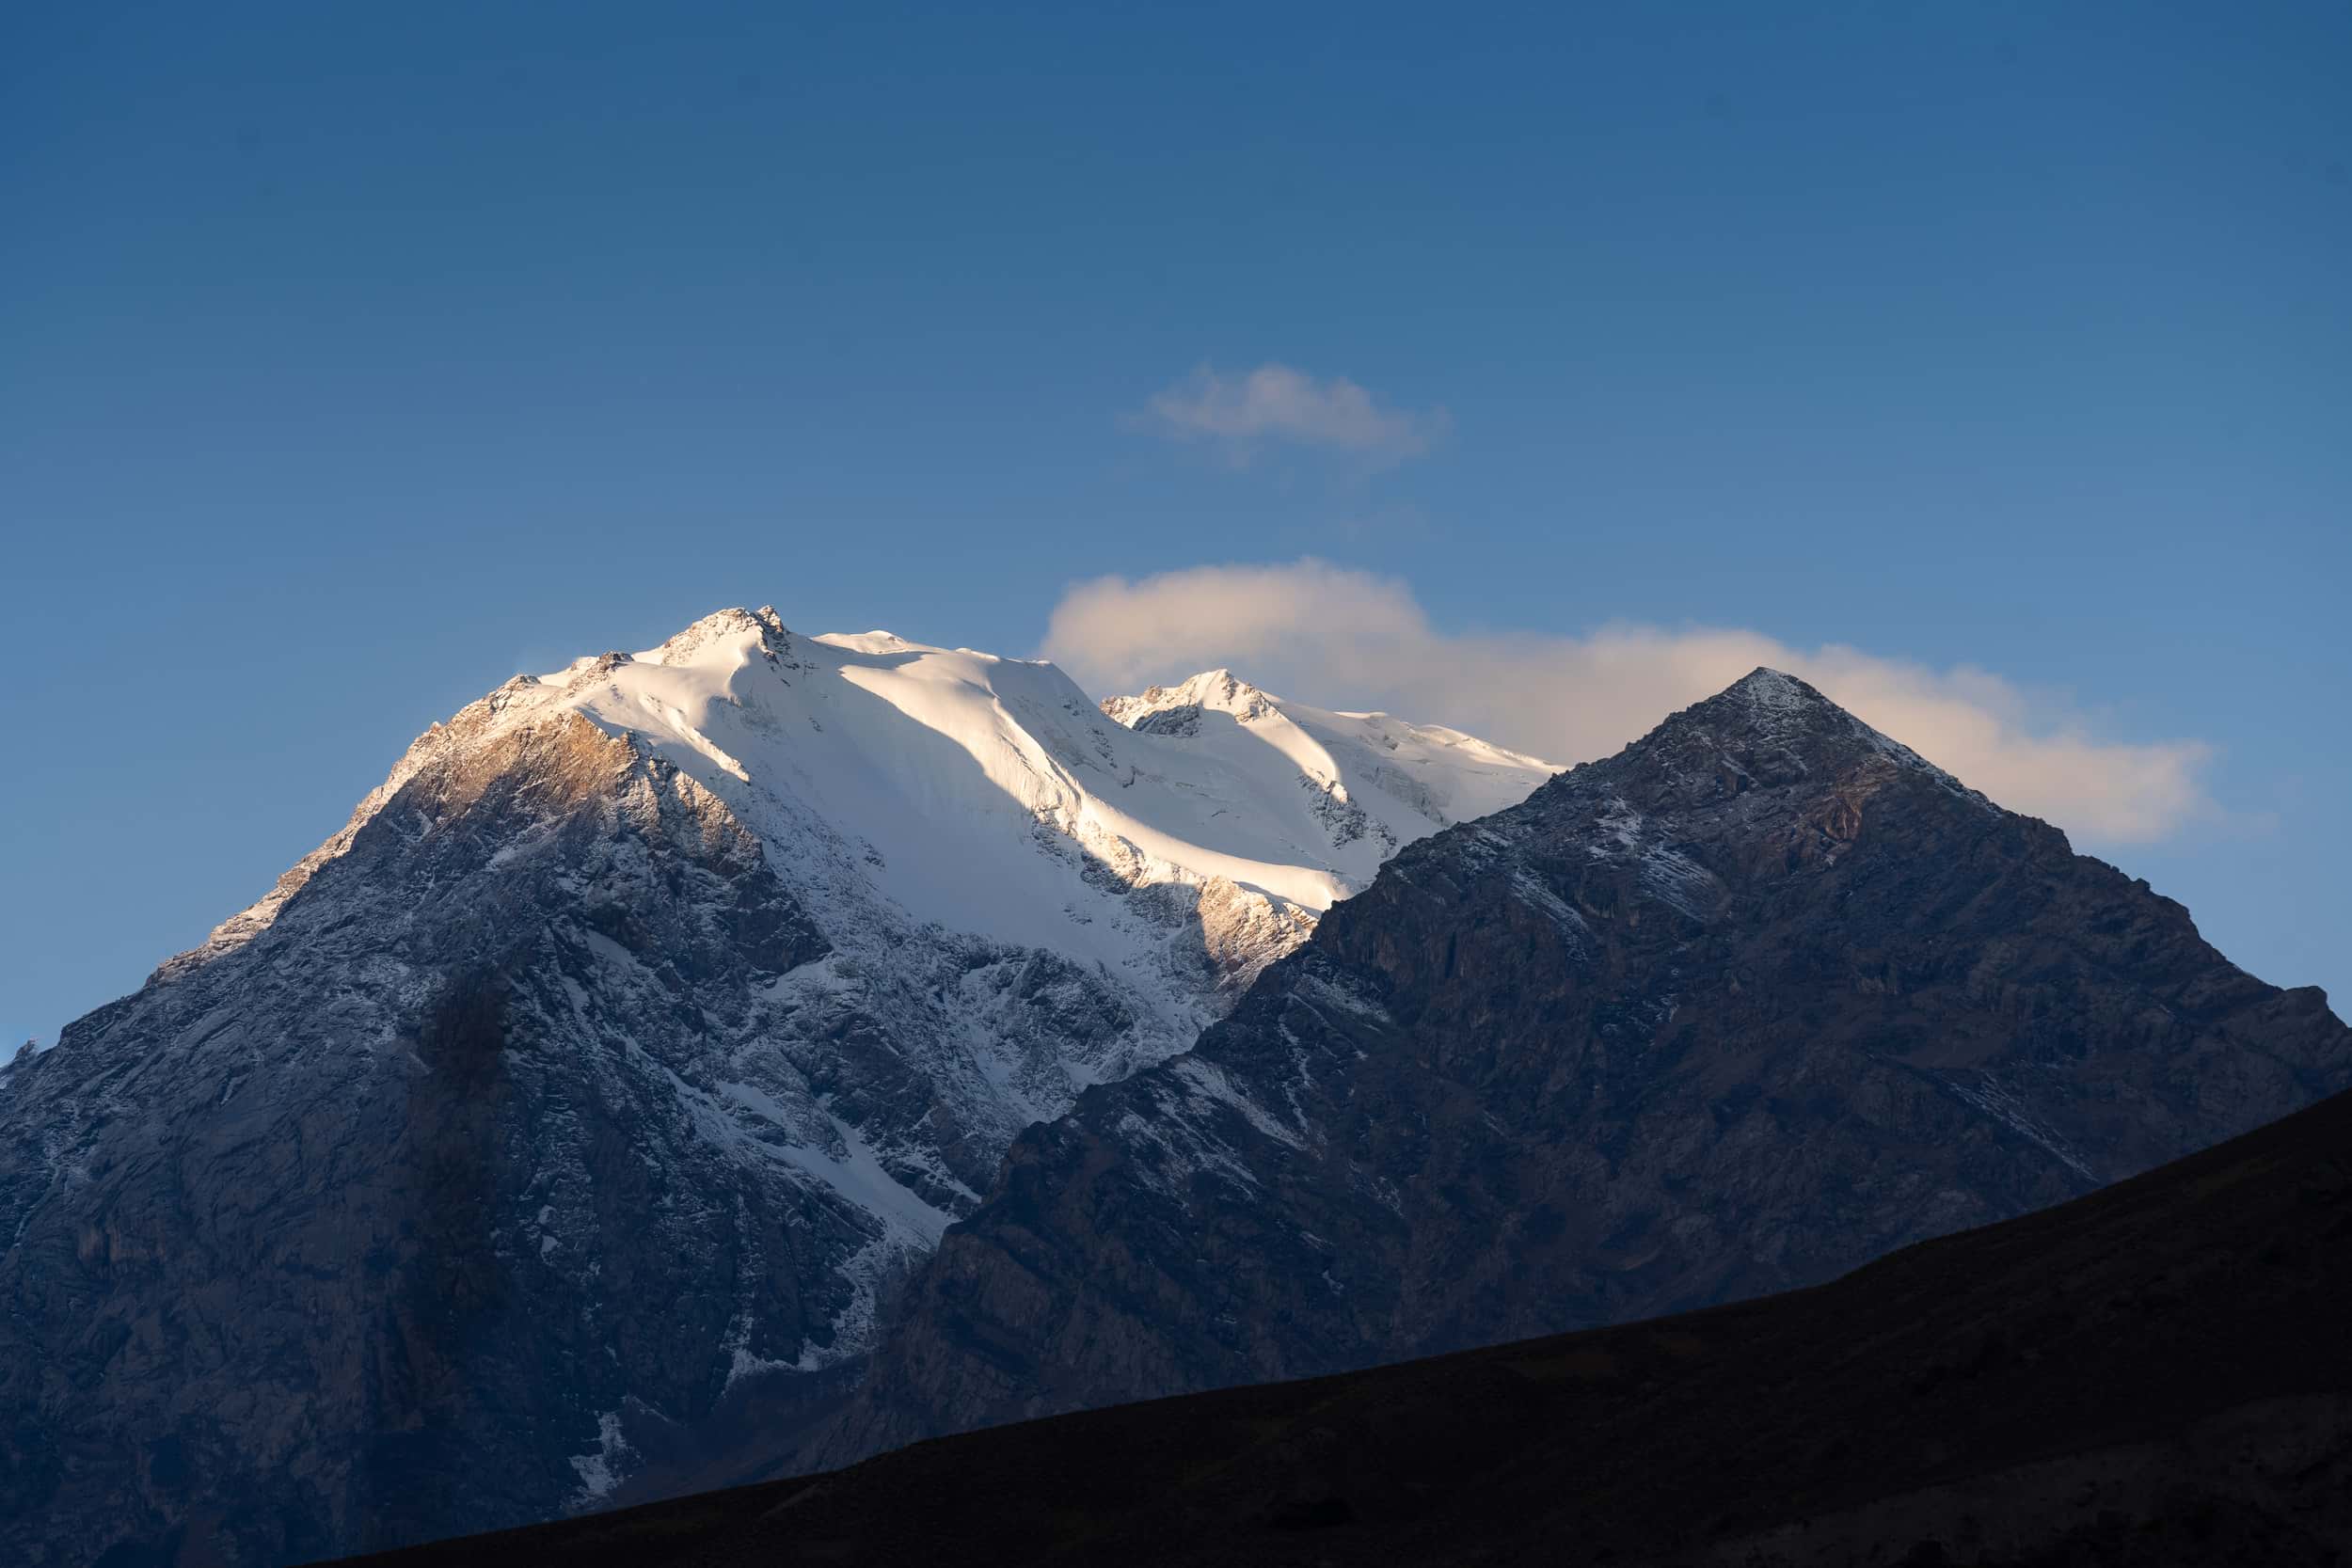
[821, 670, 2350, 1461]
[0, 713, 847, 1566]
[331, 1083, 2352, 1567]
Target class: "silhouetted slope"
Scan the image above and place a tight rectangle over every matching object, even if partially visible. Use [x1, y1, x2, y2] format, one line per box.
[330, 1081, 2352, 1566]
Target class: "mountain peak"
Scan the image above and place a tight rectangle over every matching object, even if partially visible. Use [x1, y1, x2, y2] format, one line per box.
[1725, 664, 1822, 706]
[1690, 666, 1855, 732]
[0, 602, 1563, 1565]
[1174, 668, 1276, 715]
[1101, 668, 1282, 729]
[1691, 666, 1864, 746]
[650, 605, 798, 667]
[1652, 665, 1858, 743]
[1597, 663, 1988, 817]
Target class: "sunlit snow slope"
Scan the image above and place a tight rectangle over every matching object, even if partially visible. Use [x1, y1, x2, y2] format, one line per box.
[492, 612, 1555, 974]
[1100, 669, 1556, 884]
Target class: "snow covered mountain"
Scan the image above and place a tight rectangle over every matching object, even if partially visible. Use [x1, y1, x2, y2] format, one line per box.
[0, 607, 1553, 1566]
[439, 611, 1552, 1112]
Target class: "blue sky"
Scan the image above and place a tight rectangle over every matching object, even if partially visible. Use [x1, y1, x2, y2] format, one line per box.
[5, 1, 2348, 1050]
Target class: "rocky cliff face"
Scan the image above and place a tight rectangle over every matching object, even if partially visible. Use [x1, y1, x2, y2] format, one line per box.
[0, 609, 1550, 1567]
[827, 669, 2352, 1459]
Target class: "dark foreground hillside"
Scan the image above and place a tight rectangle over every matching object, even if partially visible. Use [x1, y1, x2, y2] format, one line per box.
[333, 1084, 2352, 1567]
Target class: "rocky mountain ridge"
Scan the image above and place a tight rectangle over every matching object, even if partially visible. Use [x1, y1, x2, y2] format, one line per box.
[822, 668, 2352, 1459]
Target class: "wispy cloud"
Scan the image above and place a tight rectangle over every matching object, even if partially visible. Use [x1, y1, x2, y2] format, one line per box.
[1133, 364, 1448, 467]
[1041, 559, 2217, 845]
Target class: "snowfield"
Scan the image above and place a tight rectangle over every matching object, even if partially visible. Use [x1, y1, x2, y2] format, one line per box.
[537, 615, 1555, 952]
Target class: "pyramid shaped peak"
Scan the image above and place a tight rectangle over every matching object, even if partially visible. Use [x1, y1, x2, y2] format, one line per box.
[1674, 666, 1854, 738]
[1594, 663, 1994, 814]
[1724, 666, 1834, 709]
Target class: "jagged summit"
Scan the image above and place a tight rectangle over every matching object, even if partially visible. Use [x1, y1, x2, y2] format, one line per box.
[1101, 668, 1278, 728]
[1647, 664, 1877, 751]
[1181, 668, 1269, 711]
[1548, 663, 1990, 823]
[651, 604, 796, 665]
[1727, 662, 1817, 701]
[1100, 667, 1558, 863]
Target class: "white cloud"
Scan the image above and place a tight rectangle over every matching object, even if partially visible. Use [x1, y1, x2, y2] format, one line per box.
[1041, 560, 2216, 845]
[1134, 364, 1447, 466]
